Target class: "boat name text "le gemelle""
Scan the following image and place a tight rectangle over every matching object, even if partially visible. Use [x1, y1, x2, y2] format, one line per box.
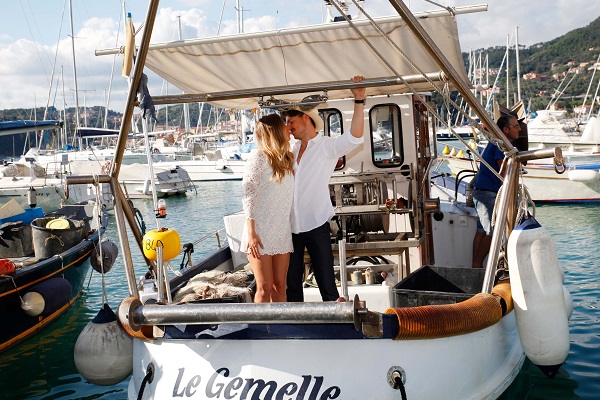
[172, 367, 341, 399]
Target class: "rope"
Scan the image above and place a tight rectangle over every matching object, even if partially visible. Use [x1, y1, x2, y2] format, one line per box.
[515, 173, 535, 224]
[45, 234, 65, 247]
[349, 0, 486, 141]
[93, 180, 109, 306]
[137, 363, 154, 400]
[490, 185, 503, 231]
[3, 275, 29, 310]
[394, 375, 408, 400]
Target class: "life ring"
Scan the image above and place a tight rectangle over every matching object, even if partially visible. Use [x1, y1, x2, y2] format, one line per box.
[152, 148, 160, 154]
[101, 161, 111, 174]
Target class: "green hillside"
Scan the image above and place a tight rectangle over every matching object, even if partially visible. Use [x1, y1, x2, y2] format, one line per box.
[463, 16, 600, 113]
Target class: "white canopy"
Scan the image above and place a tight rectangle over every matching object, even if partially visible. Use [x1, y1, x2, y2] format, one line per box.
[140, 11, 470, 109]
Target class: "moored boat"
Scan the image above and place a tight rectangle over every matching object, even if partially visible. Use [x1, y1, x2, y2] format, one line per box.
[443, 144, 600, 203]
[0, 202, 109, 353]
[75, 1, 573, 399]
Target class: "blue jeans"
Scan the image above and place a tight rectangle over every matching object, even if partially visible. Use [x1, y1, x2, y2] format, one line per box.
[287, 222, 339, 302]
[472, 188, 498, 236]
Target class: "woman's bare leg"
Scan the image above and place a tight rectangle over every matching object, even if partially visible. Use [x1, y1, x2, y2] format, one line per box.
[271, 253, 290, 302]
[250, 254, 274, 303]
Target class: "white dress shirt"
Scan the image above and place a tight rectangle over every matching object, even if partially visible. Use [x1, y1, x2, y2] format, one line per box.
[291, 133, 364, 233]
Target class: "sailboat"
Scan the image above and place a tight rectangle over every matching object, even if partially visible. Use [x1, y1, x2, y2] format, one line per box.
[73, 1, 573, 398]
[22, 5, 196, 201]
[0, 121, 107, 212]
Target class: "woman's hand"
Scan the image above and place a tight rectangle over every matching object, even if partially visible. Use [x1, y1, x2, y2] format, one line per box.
[246, 232, 264, 259]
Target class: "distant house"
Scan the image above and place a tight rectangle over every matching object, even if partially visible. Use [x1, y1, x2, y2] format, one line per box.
[523, 72, 548, 81]
[566, 61, 577, 67]
[574, 104, 591, 115]
[548, 103, 563, 111]
[552, 71, 569, 81]
[588, 63, 600, 71]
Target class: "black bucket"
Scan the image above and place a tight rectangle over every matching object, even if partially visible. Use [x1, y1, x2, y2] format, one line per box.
[31, 217, 84, 260]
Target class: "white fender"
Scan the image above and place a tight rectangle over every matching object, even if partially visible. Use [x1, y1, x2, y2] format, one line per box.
[507, 214, 570, 378]
[567, 169, 600, 182]
[563, 286, 573, 320]
[74, 304, 133, 385]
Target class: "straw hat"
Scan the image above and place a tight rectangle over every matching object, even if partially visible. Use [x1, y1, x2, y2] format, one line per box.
[291, 107, 324, 132]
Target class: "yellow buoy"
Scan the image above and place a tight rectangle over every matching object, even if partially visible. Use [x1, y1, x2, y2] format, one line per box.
[442, 145, 450, 155]
[143, 228, 181, 261]
[456, 149, 465, 158]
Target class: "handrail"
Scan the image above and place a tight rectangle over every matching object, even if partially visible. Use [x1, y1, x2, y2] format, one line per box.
[186, 227, 226, 251]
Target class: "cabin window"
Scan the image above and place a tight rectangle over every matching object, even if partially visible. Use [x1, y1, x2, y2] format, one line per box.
[321, 108, 346, 170]
[370, 104, 403, 168]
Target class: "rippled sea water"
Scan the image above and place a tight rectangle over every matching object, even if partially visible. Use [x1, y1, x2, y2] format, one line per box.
[0, 181, 598, 399]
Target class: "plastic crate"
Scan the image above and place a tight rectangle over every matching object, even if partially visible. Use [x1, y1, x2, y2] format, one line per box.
[393, 265, 485, 307]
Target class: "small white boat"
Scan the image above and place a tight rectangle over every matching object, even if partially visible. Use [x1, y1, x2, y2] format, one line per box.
[74, 2, 573, 399]
[443, 144, 600, 203]
[149, 132, 250, 181]
[527, 110, 599, 153]
[20, 148, 195, 200]
[436, 124, 476, 141]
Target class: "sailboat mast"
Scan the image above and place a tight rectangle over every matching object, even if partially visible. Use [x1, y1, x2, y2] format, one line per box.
[178, 16, 191, 133]
[515, 27, 522, 103]
[506, 34, 510, 108]
[581, 53, 600, 122]
[236, 0, 242, 33]
[69, 0, 81, 135]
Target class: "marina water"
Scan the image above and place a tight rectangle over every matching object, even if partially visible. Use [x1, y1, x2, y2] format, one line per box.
[0, 181, 598, 399]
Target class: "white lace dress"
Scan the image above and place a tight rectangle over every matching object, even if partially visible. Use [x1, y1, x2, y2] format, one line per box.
[240, 149, 294, 255]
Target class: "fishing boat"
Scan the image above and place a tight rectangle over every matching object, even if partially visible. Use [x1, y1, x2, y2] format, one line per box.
[0, 201, 109, 353]
[73, 1, 572, 399]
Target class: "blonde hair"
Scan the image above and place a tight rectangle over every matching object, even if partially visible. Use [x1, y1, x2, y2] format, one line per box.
[255, 114, 294, 182]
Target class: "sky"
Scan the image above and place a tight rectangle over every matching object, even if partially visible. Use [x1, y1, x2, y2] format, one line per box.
[1, 0, 598, 116]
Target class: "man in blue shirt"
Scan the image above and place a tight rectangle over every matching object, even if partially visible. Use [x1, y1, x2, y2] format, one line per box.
[472, 115, 521, 268]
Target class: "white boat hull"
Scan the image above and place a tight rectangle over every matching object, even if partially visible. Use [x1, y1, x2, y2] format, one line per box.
[155, 159, 246, 181]
[0, 177, 102, 212]
[128, 313, 523, 400]
[444, 156, 600, 202]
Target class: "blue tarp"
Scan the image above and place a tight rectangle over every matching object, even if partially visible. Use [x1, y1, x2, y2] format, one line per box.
[0, 120, 62, 136]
